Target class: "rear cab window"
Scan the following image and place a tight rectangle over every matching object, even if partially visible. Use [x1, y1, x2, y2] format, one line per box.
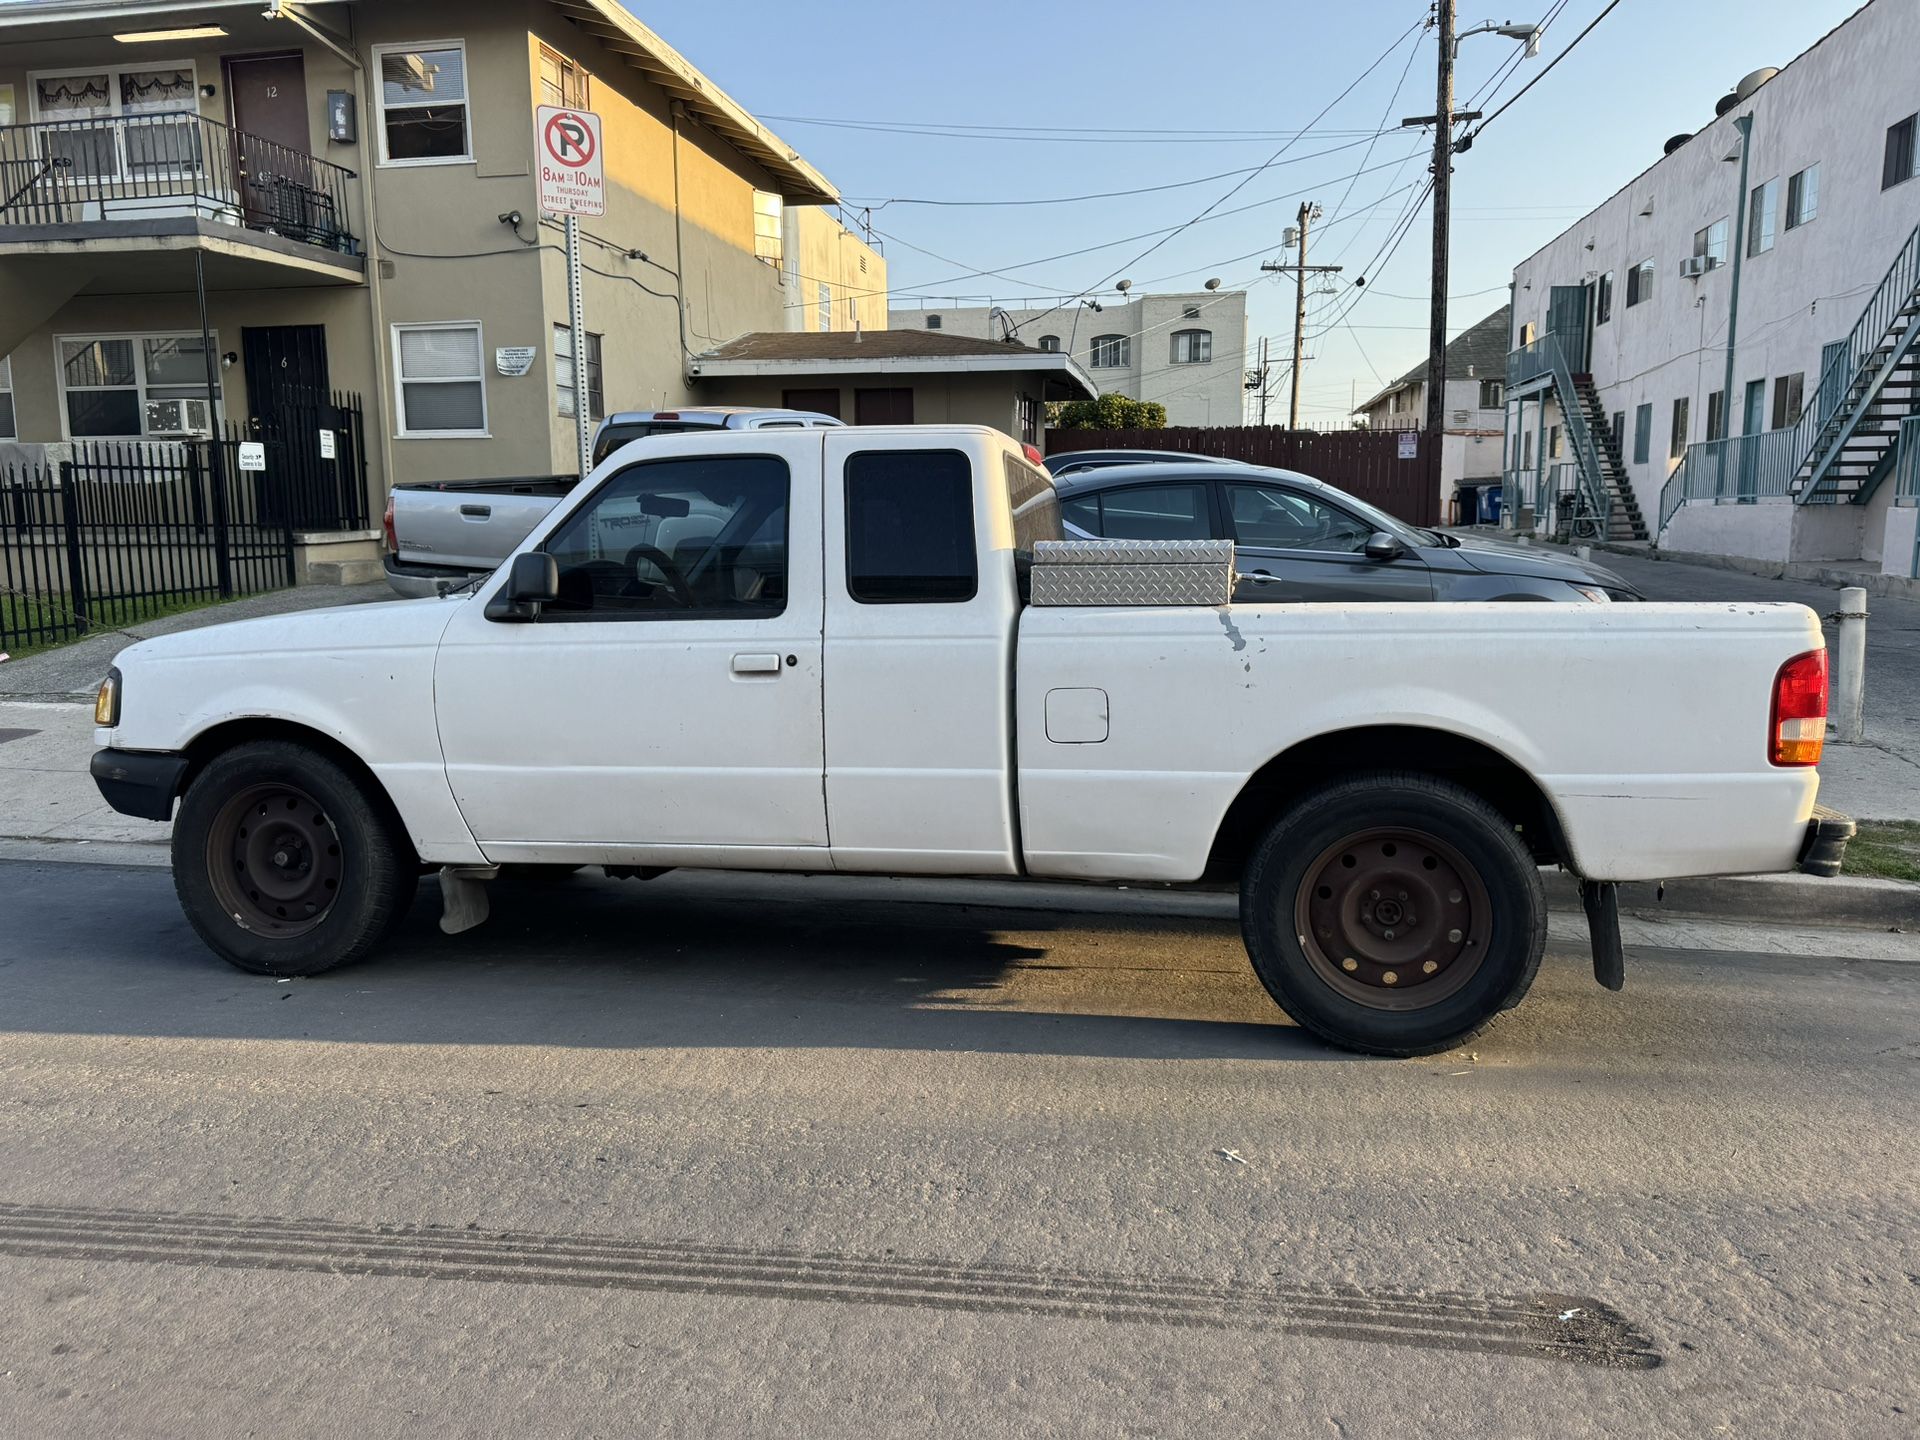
[845, 450, 977, 603]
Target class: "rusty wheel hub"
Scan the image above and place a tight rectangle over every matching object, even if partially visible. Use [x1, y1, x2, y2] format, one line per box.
[206, 783, 344, 937]
[1292, 826, 1492, 1011]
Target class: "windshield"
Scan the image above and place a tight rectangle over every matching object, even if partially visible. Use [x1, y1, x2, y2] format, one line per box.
[1305, 484, 1437, 548]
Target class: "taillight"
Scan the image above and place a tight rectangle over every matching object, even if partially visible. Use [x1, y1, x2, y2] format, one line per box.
[1022, 442, 1045, 466]
[1770, 648, 1827, 766]
[382, 494, 397, 553]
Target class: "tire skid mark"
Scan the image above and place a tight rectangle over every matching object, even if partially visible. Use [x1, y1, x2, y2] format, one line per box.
[0, 1203, 1660, 1369]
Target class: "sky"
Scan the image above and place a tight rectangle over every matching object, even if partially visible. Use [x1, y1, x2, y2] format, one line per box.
[647, 0, 1867, 422]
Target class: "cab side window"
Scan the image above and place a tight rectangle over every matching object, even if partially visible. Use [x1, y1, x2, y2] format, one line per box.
[845, 450, 977, 603]
[1226, 484, 1370, 553]
[539, 455, 789, 618]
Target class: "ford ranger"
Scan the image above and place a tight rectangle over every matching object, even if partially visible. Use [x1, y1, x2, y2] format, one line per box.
[88, 426, 1852, 1056]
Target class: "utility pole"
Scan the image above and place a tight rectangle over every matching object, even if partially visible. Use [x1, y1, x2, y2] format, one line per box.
[1261, 202, 1340, 429]
[1256, 336, 1270, 426]
[1424, 0, 1455, 439]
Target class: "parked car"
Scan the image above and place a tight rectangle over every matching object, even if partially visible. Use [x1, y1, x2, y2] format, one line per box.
[1044, 449, 1240, 479]
[93, 425, 1848, 1057]
[1054, 461, 1642, 603]
[382, 407, 845, 598]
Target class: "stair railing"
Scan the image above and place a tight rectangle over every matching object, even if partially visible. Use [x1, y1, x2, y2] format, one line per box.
[1503, 329, 1615, 532]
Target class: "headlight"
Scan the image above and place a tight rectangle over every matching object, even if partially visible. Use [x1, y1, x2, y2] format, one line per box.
[1568, 584, 1613, 603]
[95, 667, 121, 726]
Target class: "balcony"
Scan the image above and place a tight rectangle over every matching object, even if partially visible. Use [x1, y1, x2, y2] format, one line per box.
[0, 112, 362, 296]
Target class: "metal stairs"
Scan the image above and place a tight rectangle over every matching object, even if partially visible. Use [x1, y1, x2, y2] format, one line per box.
[1566, 372, 1649, 540]
[1795, 223, 1920, 504]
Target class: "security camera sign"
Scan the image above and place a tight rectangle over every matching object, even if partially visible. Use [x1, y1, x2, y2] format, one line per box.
[536, 106, 604, 216]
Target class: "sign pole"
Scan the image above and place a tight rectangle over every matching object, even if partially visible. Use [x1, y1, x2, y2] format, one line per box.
[566, 213, 590, 479]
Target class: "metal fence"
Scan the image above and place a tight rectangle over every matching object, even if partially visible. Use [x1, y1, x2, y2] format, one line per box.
[0, 111, 359, 253]
[1656, 428, 1800, 534]
[0, 439, 296, 653]
[1043, 426, 1442, 527]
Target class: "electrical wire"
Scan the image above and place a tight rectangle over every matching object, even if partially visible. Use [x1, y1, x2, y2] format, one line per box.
[1460, 0, 1624, 143]
[761, 114, 1391, 144]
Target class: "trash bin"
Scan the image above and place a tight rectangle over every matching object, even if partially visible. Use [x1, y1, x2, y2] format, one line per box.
[1480, 487, 1502, 524]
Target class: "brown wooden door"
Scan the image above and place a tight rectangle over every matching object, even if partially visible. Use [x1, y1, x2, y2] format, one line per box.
[782, 387, 842, 419]
[226, 54, 311, 230]
[854, 387, 914, 425]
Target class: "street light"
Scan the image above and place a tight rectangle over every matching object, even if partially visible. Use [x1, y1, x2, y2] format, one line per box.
[1454, 19, 1541, 57]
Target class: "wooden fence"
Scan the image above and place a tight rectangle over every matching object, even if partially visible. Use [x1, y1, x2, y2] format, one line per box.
[1045, 426, 1442, 527]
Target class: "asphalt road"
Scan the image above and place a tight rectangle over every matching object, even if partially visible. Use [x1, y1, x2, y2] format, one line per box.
[0, 861, 1914, 1438]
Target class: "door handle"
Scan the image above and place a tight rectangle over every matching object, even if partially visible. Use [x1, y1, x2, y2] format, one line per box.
[731, 653, 781, 675]
[1246, 570, 1280, 584]
[459, 503, 491, 519]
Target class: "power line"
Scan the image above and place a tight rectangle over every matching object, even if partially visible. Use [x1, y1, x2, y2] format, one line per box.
[761, 114, 1391, 144]
[1460, 0, 1624, 142]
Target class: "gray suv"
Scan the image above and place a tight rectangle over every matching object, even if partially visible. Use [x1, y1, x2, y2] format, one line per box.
[1054, 462, 1640, 603]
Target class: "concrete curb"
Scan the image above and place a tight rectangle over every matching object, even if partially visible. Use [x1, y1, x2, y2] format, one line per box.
[1555, 539, 1920, 601]
[3, 835, 1913, 930]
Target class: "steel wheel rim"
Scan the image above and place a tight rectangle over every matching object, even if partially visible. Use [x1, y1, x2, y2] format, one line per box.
[1292, 826, 1493, 1012]
[206, 782, 345, 937]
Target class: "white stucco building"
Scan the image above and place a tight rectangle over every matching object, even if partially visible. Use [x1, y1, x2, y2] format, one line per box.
[1505, 0, 1920, 575]
[1356, 306, 1510, 525]
[888, 291, 1249, 429]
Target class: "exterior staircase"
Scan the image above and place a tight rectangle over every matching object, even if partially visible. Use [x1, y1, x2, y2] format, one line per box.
[1794, 222, 1920, 503]
[1565, 371, 1650, 540]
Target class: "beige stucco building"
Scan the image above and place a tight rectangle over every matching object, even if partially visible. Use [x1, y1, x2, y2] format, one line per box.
[0, 0, 880, 539]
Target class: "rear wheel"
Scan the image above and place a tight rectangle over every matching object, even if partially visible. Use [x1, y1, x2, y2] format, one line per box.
[1240, 772, 1545, 1056]
[172, 740, 417, 977]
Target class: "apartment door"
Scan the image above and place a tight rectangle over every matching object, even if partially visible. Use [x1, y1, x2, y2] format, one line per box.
[226, 53, 311, 229]
[854, 387, 914, 424]
[1739, 378, 1767, 501]
[242, 325, 335, 527]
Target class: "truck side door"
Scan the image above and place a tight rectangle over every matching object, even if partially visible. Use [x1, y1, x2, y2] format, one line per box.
[820, 432, 1022, 875]
[432, 433, 828, 862]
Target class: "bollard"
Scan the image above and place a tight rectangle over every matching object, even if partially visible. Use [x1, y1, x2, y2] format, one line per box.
[1831, 586, 1867, 744]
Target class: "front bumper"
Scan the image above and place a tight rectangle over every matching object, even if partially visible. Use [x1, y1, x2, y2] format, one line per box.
[90, 748, 190, 822]
[1797, 803, 1857, 877]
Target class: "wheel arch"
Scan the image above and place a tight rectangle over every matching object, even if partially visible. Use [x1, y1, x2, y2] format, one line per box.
[180, 717, 419, 865]
[1205, 724, 1571, 881]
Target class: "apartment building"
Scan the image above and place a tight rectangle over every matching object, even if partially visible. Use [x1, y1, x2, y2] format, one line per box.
[781, 206, 888, 334]
[1354, 306, 1510, 524]
[888, 290, 1249, 429]
[0, 0, 879, 544]
[1506, 0, 1920, 573]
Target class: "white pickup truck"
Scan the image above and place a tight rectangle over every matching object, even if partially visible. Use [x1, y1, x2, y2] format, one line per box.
[88, 426, 1852, 1056]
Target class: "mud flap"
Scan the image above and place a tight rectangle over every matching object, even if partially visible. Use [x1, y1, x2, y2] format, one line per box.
[438, 865, 498, 935]
[1581, 880, 1624, 991]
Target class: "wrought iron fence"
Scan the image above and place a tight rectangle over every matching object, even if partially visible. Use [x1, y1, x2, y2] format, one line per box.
[1656, 428, 1800, 534]
[0, 439, 297, 653]
[0, 111, 358, 253]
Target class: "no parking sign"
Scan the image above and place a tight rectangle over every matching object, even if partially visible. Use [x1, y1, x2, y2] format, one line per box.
[536, 106, 604, 217]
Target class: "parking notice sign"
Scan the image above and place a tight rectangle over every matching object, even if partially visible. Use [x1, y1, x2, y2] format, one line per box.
[536, 106, 604, 216]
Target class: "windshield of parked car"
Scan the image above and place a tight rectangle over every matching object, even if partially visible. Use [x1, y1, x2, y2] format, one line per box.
[1289, 482, 1436, 548]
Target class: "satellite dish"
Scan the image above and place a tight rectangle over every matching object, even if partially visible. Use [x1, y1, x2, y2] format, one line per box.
[1115, 279, 1132, 294]
[988, 306, 1015, 342]
[1204, 277, 1221, 291]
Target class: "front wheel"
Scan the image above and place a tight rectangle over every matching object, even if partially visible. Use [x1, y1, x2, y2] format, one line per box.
[172, 740, 418, 977]
[1240, 772, 1546, 1056]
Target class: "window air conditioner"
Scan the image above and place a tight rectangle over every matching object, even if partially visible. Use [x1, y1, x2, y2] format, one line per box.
[145, 397, 213, 437]
[1679, 255, 1711, 278]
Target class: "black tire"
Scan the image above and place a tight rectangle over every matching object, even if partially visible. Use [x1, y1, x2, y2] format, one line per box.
[172, 739, 418, 977]
[1240, 770, 1545, 1057]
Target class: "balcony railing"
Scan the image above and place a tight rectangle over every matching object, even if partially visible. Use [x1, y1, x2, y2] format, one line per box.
[1897, 415, 1920, 506]
[0, 111, 357, 255]
[1655, 428, 1800, 533]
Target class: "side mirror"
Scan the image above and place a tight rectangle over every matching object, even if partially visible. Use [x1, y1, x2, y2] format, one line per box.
[490, 551, 558, 621]
[1364, 531, 1405, 563]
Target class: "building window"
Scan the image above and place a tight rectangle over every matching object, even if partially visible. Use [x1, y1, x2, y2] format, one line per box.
[751, 190, 782, 265]
[1771, 372, 1805, 430]
[925, 315, 942, 330]
[1748, 179, 1778, 256]
[1037, 334, 1060, 352]
[1479, 379, 1504, 409]
[1595, 271, 1614, 326]
[1611, 411, 1625, 450]
[392, 322, 486, 436]
[818, 283, 832, 334]
[1089, 334, 1130, 368]
[1633, 402, 1653, 464]
[0, 355, 12, 439]
[537, 44, 588, 109]
[1692, 219, 1729, 269]
[1169, 329, 1212, 364]
[1522, 431, 1534, 470]
[1670, 396, 1690, 461]
[553, 324, 603, 422]
[1626, 259, 1654, 308]
[845, 450, 976, 604]
[374, 43, 471, 165]
[56, 333, 219, 438]
[30, 65, 201, 180]
[1706, 389, 1727, 442]
[1017, 394, 1039, 446]
[1884, 115, 1916, 190]
[1786, 164, 1819, 229]
[1182, 304, 1201, 319]
[1548, 424, 1563, 460]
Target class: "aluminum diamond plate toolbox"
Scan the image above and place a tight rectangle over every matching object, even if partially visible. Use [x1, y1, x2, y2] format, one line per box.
[1029, 539, 1235, 607]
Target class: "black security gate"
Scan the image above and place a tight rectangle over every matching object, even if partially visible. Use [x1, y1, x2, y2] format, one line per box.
[0, 438, 297, 653]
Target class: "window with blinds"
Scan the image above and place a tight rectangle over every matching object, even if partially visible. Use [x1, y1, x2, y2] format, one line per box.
[394, 323, 486, 436]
